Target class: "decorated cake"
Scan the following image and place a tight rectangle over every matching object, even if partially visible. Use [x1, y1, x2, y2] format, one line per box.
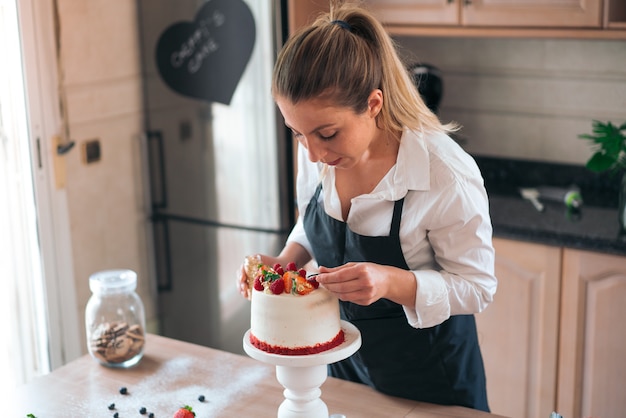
[246, 260, 344, 355]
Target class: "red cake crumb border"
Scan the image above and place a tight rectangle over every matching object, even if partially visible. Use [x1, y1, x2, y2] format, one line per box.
[249, 330, 345, 355]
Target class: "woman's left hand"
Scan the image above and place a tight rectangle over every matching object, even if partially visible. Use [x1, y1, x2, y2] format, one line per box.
[315, 262, 416, 307]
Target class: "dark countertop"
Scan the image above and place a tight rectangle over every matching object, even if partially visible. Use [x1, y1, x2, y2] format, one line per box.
[474, 156, 626, 256]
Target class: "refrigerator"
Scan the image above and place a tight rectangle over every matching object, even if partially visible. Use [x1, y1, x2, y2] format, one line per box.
[137, 0, 294, 355]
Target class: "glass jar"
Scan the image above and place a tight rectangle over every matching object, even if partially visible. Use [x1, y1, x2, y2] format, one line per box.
[85, 269, 146, 368]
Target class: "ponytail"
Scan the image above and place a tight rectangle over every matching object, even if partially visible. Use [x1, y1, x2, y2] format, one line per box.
[272, 0, 457, 137]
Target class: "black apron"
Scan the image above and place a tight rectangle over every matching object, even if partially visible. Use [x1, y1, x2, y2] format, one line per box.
[303, 184, 489, 411]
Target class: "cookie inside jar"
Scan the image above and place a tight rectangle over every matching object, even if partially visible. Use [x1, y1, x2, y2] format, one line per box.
[85, 269, 146, 368]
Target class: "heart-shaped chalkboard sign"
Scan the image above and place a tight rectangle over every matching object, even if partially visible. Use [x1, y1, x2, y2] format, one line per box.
[156, 0, 255, 105]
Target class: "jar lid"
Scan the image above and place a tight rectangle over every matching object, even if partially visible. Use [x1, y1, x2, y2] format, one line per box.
[89, 269, 137, 293]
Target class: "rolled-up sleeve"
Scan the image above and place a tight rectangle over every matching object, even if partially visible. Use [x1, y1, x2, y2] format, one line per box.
[403, 171, 497, 329]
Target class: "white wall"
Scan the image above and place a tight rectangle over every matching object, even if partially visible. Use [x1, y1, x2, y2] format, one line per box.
[395, 36, 626, 165]
[55, 0, 156, 354]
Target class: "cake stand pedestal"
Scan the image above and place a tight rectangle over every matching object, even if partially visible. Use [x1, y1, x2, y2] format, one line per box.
[243, 320, 361, 418]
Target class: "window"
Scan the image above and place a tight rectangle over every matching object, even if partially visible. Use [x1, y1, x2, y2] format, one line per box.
[0, 0, 81, 402]
[0, 0, 50, 397]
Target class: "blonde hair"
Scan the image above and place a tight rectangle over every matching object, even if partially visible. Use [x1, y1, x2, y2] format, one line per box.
[272, 0, 457, 137]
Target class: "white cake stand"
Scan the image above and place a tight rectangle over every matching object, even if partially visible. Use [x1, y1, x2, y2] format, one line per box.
[243, 320, 361, 418]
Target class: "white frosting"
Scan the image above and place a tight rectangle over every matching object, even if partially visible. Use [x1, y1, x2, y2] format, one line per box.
[250, 287, 342, 349]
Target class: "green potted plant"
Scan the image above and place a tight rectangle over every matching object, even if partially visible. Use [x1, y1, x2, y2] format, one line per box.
[578, 120, 626, 232]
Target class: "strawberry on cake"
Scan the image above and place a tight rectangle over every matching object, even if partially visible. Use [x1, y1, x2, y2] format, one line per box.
[247, 261, 345, 355]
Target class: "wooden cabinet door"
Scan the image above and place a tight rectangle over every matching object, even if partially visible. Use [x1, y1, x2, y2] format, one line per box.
[290, 0, 606, 34]
[462, 0, 602, 28]
[364, 0, 459, 25]
[558, 249, 626, 418]
[476, 238, 561, 418]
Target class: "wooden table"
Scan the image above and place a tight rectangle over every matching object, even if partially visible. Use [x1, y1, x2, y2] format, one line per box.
[14, 334, 509, 417]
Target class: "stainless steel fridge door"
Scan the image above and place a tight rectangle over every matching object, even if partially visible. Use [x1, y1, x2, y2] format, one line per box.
[138, 0, 292, 353]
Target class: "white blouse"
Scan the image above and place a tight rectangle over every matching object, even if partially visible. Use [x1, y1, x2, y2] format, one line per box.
[286, 128, 497, 329]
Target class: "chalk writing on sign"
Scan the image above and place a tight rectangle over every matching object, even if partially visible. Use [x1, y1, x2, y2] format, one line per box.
[170, 11, 225, 74]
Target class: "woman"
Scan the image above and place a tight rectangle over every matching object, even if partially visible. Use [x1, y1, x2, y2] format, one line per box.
[238, 1, 496, 411]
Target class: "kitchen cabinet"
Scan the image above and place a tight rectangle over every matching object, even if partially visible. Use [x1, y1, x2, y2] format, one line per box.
[364, 0, 602, 28]
[475, 238, 561, 418]
[476, 238, 626, 418]
[287, 0, 626, 39]
[557, 249, 626, 418]
[364, 0, 457, 26]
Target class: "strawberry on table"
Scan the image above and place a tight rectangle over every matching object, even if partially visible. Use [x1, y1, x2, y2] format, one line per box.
[173, 405, 195, 418]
